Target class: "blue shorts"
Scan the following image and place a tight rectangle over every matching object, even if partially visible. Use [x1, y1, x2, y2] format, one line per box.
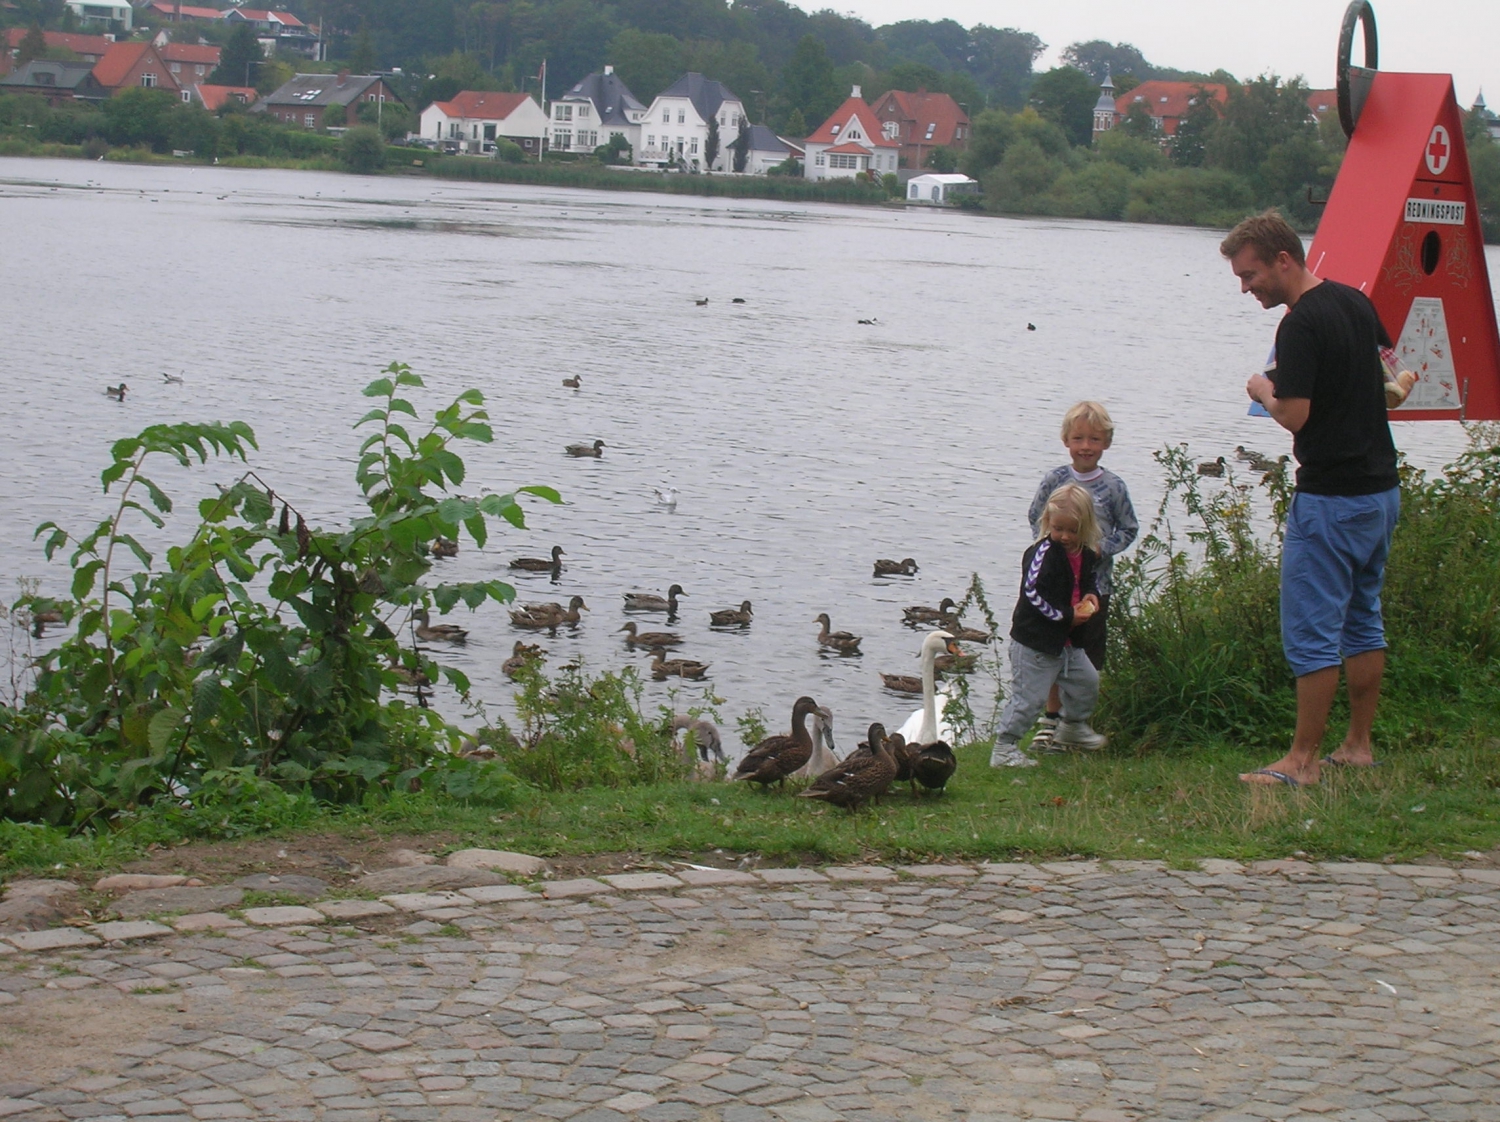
[1281, 488, 1400, 677]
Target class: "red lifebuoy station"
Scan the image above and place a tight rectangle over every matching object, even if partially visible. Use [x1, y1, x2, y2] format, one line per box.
[1308, 1, 1500, 420]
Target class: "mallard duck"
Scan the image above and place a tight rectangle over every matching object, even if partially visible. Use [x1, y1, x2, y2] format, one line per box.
[387, 657, 432, 687]
[413, 608, 468, 643]
[940, 614, 991, 643]
[1234, 445, 1264, 462]
[912, 741, 958, 795]
[734, 696, 820, 788]
[1248, 453, 1290, 473]
[649, 646, 709, 680]
[1197, 456, 1226, 477]
[815, 612, 861, 654]
[933, 650, 978, 674]
[799, 724, 898, 811]
[695, 297, 709, 306]
[896, 632, 961, 745]
[502, 640, 545, 679]
[510, 595, 587, 631]
[510, 545, 565, 572]
[619, 622, 683, 648]
[873, 557, 919, 577]
[565, 439, 605, 457]
[880, 672, 922, 694]
[562, 374, 580, 389]
[789, 706, 838, 779]
[431, 537, 459, 558]
[105, 383, 127, 400]
[624, 584, 685, 614]
[903, 597, 956, 625]
[29, 607, 64, 638]
[709, 600, 753, 626]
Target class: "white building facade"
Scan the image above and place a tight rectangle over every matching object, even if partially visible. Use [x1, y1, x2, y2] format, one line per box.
[802, 87, 901, 181]
[637, 72, 746, 172]
[420, 91, 549, 155]
[550, 65, 646, 155]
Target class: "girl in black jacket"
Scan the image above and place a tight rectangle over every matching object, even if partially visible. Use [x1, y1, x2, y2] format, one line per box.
[991, 484, 1109, 767]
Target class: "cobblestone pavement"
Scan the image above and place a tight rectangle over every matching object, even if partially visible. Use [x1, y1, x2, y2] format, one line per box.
[3, 859, 1499, 1122]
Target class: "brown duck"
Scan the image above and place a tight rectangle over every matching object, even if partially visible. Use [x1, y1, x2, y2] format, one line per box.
[815, 612, 862, 654]
[733, 696, 820, 788]
[709, 600, 753, 626]
[903, 597, 956, 625]
[510, 545, 565, 572]
[912, 741, 958, 795]
[413, 608, 468, 643]
[619, 622, 683, 648]
[502, 640, 545, 679]
[873, 557, 918, 576]
[510, 595, 587, 631]
[799, 723, 898, 811]
[431, 537, 459, 559]
[649, 646, 709, 680]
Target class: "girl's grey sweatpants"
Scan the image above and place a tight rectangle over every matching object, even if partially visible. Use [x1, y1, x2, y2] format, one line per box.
[995, 640, 1099, 745]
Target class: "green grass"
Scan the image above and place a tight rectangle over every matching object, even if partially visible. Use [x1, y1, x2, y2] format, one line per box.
[3, 731, 1496, 878]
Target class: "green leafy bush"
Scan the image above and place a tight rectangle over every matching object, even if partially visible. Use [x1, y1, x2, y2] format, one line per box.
[2, 364, 557, 828]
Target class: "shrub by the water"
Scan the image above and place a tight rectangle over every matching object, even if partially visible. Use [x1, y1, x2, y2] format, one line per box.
[0, 364, 557, 828]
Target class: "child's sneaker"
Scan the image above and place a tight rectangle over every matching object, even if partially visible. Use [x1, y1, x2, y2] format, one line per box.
[1052, 721, 1108, 751]
[990, 742, 1037, 768]
[1029, 712, 1060, 752]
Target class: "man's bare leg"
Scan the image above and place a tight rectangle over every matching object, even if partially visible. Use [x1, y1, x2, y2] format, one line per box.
[1239, 664, 1340, 786]
[1324, 648, 1384, 766]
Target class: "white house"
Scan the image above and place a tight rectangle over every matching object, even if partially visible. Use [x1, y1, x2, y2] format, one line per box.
[802, 87, 901, 181]
[66, 1, 131, 29]
[420, 91, 549, 156]
[637, 72, 746, 172]
[738, 124, 801, 174]
[906, 173, 978, 204]
[550, 65, 646, 155]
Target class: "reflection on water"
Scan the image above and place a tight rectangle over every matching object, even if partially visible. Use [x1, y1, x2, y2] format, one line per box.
[0, 157, 1477, 746]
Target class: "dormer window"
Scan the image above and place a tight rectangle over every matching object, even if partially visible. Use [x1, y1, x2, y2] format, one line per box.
[830, 123, 840, 135]
[924, 123, 935, 139]
[882, 121, 898, 139]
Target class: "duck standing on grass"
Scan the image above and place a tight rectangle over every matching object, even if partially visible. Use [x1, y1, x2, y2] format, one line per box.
[799, 723, 897, 811]
[734, 696, 820, 788]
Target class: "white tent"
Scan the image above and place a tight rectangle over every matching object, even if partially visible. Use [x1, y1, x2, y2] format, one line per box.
[906, 173, 977, 204]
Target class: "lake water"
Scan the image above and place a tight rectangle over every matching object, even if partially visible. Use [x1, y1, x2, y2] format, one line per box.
[0, 156, 1479, 751]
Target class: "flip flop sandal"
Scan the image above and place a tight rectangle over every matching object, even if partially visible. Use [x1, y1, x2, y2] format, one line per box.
[1240, 768, 1301, 787]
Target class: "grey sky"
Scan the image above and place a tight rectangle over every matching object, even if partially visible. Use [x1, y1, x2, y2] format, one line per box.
[836, 1, 1496, 107]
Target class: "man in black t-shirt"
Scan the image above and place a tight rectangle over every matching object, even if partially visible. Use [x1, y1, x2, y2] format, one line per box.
[1221, 210, 1401, 788]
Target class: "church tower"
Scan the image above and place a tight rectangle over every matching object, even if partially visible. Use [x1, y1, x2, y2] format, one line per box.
[1092, 70, 1118, 143]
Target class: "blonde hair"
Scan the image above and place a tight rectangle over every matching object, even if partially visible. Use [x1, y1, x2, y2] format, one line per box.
[1039, 483, 1103, 551]
[1061, 400, 1115, 445]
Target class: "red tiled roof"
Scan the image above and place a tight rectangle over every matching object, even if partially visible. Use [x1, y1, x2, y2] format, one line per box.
[160, 43, 221, 66]
[5, 28, 113, 57]
[93, 41, 159, 89]
[433, 91, 534, 120]
[870, 89, 969, 147]
[192, 82, 255, 111]
[824, 140, 873, 155]
[805, 95, 900, 148]
[1306, 88, 1337, 119]
[1115, 80, 1228, 121]
[145, 2, 226, 18]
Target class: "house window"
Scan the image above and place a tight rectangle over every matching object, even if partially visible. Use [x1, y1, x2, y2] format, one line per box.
[689, 137, 698, 153]
[472, 125, 479, 138]
[449, 123, 460, 138]
[196, 65, 205, 76]
[170, 62, 181, 73]
[815, 153, 824, 165]
[555, 104, 572, 121]
[662, 109, 669, 122]
[553, 129, 571, 148]
[829, 153, 861, 169]
[581, 130, 597, 147]
[141, 72, 157, 87]
[677, 109, 684, 123]
[924, 123, 935, 139]
[304, 113, 315, 127]
[830, 123, 840, 135]
[647, 134, 655, 147]
[577, 104, 589, 118]
[882, 121, 898, 139]
[181, 90, 191, 103]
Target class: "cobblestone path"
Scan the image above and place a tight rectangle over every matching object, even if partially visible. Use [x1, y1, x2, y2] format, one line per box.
[3, 859, 1499, 1121]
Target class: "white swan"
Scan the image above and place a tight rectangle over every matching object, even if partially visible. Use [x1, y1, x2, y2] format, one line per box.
[790, 705, 838, 778]
[895, 631, 958, 746]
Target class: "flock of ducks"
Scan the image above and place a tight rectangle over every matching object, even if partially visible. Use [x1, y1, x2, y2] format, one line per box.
[730, 631, 961, 811]
[1197, 446, 1290, 477]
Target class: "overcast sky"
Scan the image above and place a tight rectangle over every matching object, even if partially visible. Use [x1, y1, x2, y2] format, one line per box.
[836, 0, 1497, 105]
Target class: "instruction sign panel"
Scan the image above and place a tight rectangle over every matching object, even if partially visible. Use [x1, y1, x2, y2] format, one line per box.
[1403, 198, 1466, 224]
[1394, 296, 1464, 410]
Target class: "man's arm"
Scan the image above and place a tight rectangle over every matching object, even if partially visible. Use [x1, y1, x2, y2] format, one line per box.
[1246, 373, 1311, 433]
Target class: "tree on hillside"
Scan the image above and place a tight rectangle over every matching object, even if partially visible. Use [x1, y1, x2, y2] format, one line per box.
[1203, 75, 1313, 178]
[779, 34, 841, 128]
[704, 115, 719, 168]
[878, 19, 970, 71]
[967, 25, 1044, 110]
[212, 23, 262, 87]
[682, 39, 768, 107]
[873, 61, 943, 98]
[350, 28, 377, 74]
[610, 28, 684, 104]
[960, 107, 1016, 177]
[1028, 66, 1098, 148]
[1120, 101, 1155, 140]
[17, 25, 48, 67]
[782, 107, 806, 138]
[1061, 40, 1153, 84]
